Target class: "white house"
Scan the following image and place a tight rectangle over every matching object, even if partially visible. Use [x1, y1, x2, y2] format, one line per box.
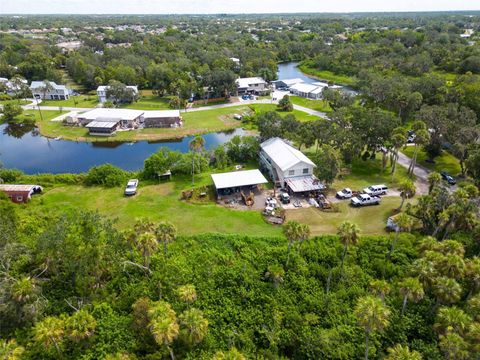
[76, 108, 144, 129]
[236, 77, 269, 95]
[259, 137, 324, 193]
[229, 57, 241, 68]
[96, 85, 139, 103]
[289, 83, 324, 100]
[30, 81, 70, 100]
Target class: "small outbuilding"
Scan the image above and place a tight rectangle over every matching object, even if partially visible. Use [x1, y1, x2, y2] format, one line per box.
[0, 184, 43, 204]
[211, 169, 268, 196]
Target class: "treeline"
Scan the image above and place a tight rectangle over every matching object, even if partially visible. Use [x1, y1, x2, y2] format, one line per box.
[1, 191, 480, 358]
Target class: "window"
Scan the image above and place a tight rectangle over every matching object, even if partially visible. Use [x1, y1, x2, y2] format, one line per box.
[303, 168, 309, 174]
[288, 170, 295, 176]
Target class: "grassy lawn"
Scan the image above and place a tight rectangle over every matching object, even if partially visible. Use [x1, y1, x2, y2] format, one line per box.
[121, 95, 173, 110]
[33, 106, 253, 142]
[290, 96, 332, 113]
[298, 63, 356, 86]
[24, 173, 282, 237]
[41, 95, 98, 108]
[0, 99, 29, 106]
[250, 103, 321, 122]
[401, 147, 461, 175]
[286, 196, 414, 235]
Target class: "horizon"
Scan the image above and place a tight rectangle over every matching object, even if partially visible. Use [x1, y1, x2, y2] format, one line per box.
[1, 0, 479, 15]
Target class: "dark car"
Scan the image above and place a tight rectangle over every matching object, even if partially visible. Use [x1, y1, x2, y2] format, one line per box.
[440, 171, 456, 185]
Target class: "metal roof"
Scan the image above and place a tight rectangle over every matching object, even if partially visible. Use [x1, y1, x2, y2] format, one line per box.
[0, 184, 42, 192]
[211, 169, 268, 190]
[260, 137, 316, 172]
[290, 83, 322, 94]
[285, 176, 324, 193]
[273, 78, 304, 86]
[143, 110, 181, 118]
[86, 121, 118, 129]
[79, 108, 144, 121]
[236, 77, 267, 88]
[30, 81, 68, 91]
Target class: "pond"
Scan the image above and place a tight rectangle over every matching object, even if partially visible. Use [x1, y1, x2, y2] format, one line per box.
[0, 124, 246, 174]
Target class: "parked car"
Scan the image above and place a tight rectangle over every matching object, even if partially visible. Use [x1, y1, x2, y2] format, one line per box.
[124, 179, 139, 196]
[407, 135, 416, 143]
[233, 114, 243, 120]
[351, 194, 381, 207]
[242, 95, 250, 100]
[363, 184, 388, 196]
[336, 188, 354, 199]
[249, 95, 255, 100]
[280, 192, 290, 204]
[265, 197, 278, 208]
[440, 171, 456, 185]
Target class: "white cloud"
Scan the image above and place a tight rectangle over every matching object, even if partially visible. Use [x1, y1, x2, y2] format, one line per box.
[0, 0, 478, 14]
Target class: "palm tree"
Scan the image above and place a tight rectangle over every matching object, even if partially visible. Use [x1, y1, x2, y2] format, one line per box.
[11, 276, 37, 303]
[438, 332, 470, 360]
[428, 172, 442, 194]
[189, 136, 205, 185]
[177, 284, 197, 304]
[33, 316, 65, 355]
[40, 80, 54, 100]
[433, 276, 462, 307]
[155, 221, 177, 256]
[283, 221, 301, 267]
[398, 277, 424, 316]
[179, 308, 209, 345]
[0, 339, 25, 360]
[148, 301, 179, 360]
[412, 258, 437, 290]
[337, 221, 360, 275]
[390, 129, 407, 181]
[354, 295, 391, 360]
[65, 309, 97, 342]
[465, 258, 480, 297]
[265, 264, 285, 289]
[212, 347, 246, 360]
[439, 254, 465, 279]
[136, 232, 158, 270]
[408, 128, 430, 177]
[385, 344, 423, 360]
[390, 213, 414, 257]
[434, 306, 472, 336]
[418, 236, 438, 255]
[369, 279, 390, 303]
[468, 322, 480, 353]
[398, 179, 416, 210]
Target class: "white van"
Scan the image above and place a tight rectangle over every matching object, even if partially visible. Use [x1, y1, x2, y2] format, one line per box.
[363, 184, 388, 196]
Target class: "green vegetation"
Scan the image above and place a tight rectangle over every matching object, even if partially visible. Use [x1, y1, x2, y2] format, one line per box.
[401, 147, 462, 175]
[290, 95, 332, 113]
[298, 62, 357, 86]
[40, 95, 98, 108]
[0, 99, 29, 106]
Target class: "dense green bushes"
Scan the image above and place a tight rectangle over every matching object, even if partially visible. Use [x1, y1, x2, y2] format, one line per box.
[84, 164, 128, 187]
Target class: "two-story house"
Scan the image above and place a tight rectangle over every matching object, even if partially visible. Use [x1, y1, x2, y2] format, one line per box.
[30, 81, 71, 100]
[236, 77, 269, 96]
[260, 137, 324, 193]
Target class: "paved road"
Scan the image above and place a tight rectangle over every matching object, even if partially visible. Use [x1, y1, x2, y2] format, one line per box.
[396, 151, 430, 195]
[16, 97, 329, 120]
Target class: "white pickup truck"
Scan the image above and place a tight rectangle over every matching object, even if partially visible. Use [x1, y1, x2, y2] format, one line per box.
[351, 194, 381, 207]
[336, 188, 354, 199]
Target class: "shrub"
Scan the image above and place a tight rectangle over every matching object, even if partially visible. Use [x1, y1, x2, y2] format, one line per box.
[85, 164, 127, 187]
[0, 168, 24, 183]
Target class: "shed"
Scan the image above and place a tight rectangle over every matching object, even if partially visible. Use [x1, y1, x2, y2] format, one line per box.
[0, 184, 42, 204]
[211, 169, 268, 195]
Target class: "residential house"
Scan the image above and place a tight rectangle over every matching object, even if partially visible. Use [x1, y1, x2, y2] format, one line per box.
[259, 137, 324, 193]
[229, 57, 241, 69]
[271, 78, 304, 89]
[143, 110, 182, 128]
[85, 121, 119, 136]
[0, 184, 42, 204]
[289, 83, 324, 100]
[76, 108, 144, 129]
[236, 77, 269, 95]
[30, 81, 70, 100]
[96, 85, 139, 103]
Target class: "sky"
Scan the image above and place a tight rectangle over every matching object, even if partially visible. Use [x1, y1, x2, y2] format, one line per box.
[1, 0, 479, 14]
